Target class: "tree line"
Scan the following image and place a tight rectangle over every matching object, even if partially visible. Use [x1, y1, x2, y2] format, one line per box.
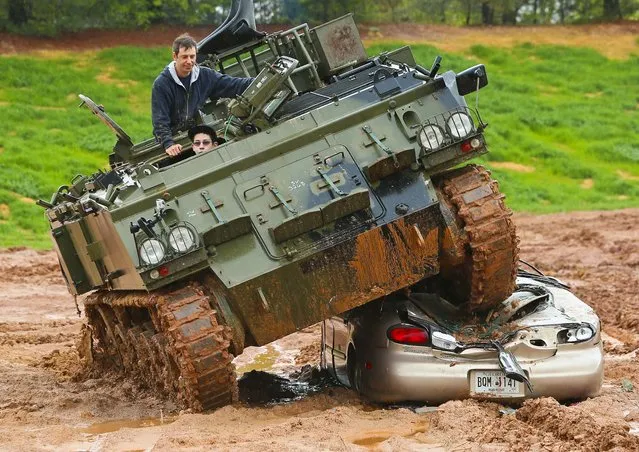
[1, 0, 636, 36]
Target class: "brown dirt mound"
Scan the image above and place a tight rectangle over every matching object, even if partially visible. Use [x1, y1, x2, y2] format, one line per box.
[516, 397, 639, 451]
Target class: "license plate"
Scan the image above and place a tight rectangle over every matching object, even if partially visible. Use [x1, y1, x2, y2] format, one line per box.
[470, 370, 524, 397]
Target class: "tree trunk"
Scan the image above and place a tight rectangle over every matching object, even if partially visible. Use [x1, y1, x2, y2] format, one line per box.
[9, 0, 31, 26]
[502, 10, 517, 24]
[481, 1, 494, 25]
[603, 0, 622, 19]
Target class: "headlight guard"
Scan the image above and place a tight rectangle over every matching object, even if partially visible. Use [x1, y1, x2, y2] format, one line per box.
[139, 238, 166, 266]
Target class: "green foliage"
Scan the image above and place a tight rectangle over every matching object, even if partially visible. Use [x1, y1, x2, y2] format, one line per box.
[0, 46, 169, 248]
[1, 0, 637, 34]
[0, 42, 638, 249]
[0, 0, 229, 36]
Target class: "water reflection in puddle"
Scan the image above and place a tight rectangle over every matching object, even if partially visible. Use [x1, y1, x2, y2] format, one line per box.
[350, 426, 431, 449]
[234, 343, 299, 375]
[235, 344, 280, 374]
[80, 416, 176, 435]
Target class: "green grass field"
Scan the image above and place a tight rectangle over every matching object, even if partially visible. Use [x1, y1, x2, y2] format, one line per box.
[0, 43, 637, 249]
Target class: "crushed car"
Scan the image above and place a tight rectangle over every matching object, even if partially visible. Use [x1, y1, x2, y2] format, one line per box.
[321, 263, 603, 403]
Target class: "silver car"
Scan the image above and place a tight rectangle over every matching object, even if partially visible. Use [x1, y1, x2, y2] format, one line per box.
[321, 266, 603, 403]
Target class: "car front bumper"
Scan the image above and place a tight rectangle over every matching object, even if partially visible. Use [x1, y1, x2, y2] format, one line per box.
[357, 340, 604, 404]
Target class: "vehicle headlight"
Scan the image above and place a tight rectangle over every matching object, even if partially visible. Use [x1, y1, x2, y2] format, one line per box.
[168, 226, 196, 253]
[447, 112, 474, 139]
[418, 124, 446, 151]
[558, 324, 595, 343]
[139, 239, 165, 265]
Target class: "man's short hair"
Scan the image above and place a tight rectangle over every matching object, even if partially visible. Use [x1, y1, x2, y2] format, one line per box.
[172, 33, 197, 54]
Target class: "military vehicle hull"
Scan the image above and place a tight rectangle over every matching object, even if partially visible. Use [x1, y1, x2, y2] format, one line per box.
[74, 164, 516, 411]
[43, 1, 518, 411]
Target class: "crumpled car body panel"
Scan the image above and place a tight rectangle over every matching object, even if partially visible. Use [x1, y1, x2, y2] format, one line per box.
[321, 274, 603, 403]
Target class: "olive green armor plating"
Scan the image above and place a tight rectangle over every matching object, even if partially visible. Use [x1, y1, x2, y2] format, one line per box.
[42, 0, 518, 410]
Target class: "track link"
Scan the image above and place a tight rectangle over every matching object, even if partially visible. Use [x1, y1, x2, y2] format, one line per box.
[434, 164, 519, 311]
[84, 282, 237, 411]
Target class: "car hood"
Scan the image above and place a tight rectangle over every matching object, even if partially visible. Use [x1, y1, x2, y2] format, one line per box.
[408, 275, 599, 340]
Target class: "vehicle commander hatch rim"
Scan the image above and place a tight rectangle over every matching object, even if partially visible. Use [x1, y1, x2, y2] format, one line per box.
[78, 94, 133, 147]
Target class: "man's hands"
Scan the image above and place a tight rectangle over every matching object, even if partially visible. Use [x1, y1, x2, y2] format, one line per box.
[165, 143, 183, 156]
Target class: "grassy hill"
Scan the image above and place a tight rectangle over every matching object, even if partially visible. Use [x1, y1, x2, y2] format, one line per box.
[0, 42, 638, 249]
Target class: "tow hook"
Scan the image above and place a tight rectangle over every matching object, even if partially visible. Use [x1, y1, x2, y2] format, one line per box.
[492, 341, 534, 393]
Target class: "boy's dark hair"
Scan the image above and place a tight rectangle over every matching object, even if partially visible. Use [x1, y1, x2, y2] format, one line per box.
[172, 33, 198, 54]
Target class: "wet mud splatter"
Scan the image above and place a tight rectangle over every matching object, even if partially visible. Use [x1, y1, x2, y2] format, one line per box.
[1, 210, 639, 450]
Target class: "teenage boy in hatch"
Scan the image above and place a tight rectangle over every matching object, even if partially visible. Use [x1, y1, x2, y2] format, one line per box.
[188, 125, 225, 154]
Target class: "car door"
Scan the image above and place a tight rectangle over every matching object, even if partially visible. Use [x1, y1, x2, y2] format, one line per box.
[322, 316, 350, 386]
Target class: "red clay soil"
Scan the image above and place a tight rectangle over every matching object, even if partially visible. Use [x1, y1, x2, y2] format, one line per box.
[1, 209, 639, 450]
[2, 22, 638, 59]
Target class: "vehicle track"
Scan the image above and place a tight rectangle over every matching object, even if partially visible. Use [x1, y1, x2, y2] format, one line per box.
[434, 164, 519, 311]
[84, 281, 236, 411]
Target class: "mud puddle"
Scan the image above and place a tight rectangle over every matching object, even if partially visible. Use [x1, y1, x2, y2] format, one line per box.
[350, 426, 430, 447]
[234, 338, 337, 405]
[234, 342, 298, 375]
[238, 365, 336, 405]
[80, 415, 177, 435]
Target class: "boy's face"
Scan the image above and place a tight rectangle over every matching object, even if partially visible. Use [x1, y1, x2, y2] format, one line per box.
[192, 132, 217, 154]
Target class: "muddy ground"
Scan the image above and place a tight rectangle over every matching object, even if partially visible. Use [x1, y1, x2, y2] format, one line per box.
[1, 209, 638, 451]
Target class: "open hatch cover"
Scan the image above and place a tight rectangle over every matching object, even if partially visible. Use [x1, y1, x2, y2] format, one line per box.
[78, 94, 133, 147]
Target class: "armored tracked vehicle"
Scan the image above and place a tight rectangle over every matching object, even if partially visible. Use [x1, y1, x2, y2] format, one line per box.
[40, 0, 518, 410]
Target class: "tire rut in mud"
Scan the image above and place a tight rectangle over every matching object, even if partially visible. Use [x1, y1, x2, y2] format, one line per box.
[84, 282, 237, 411]
[434, 164, 519, 311]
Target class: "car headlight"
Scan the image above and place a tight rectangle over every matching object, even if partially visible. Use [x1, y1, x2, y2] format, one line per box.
[139, 238, 165, 265]
[447, 112, 474, 139]
[168, 226, 196, 253]
[558, 324, 595, 343]
[418, 124, 446, 151]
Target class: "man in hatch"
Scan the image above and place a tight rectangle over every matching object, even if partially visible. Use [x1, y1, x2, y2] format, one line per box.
[152, 33, 252, 157]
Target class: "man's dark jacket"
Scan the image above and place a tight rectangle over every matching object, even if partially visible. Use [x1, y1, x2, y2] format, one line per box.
[152, 63, 252, 150]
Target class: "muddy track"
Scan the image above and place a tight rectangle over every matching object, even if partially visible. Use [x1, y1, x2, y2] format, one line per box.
[435, 164, 519, 311]
[1, 209, 639, 450]
[84, 281, 236, 411]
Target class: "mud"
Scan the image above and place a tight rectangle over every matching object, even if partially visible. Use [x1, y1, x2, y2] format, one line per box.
[1, 209, 639, 451]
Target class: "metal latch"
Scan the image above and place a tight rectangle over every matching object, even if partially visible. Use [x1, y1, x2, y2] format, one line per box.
[201, 191, 225, 224]
[269, 186, 297, 215]
[363, 125, 399, 167]
[317, 168, 346, 196]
